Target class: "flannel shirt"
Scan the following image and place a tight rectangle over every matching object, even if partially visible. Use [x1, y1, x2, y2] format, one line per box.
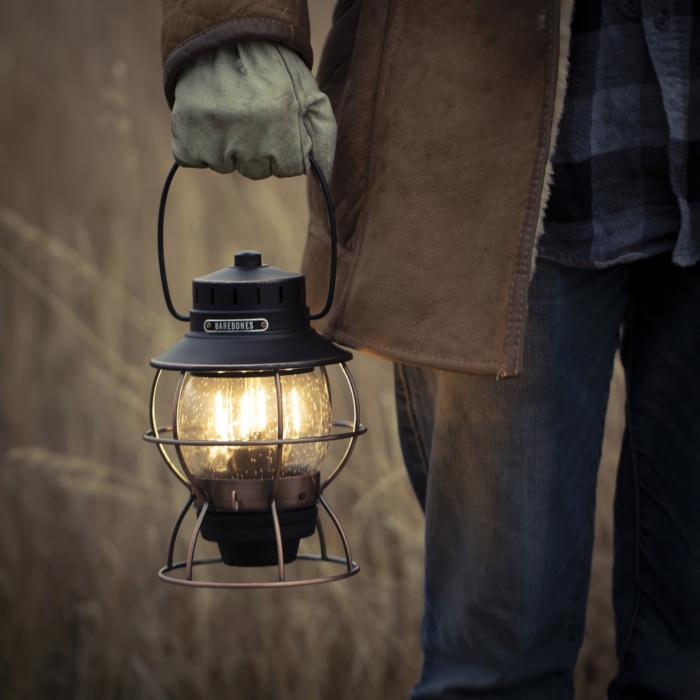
[538, 0, 700, 268]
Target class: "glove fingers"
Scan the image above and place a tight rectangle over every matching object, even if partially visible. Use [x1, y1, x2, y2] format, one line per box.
[302, 93, 337, 183]
[276, 45, 337, 182]
[172, 119, 235, 172]
[233, 157, 271, 180]
[173, 113, 306, 178]
[172, 42, 335, 181]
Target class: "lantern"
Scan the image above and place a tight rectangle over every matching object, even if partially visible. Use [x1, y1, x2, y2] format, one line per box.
[144, 159, 365, 588]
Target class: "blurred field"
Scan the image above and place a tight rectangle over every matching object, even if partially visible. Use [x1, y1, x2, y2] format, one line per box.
[0, 1, 623, 698]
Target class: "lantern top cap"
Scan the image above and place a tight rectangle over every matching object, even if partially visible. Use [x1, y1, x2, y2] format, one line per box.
[151, 249, 352, 371]
[234, 250, 263, 267]
[195, 251, 302, 284]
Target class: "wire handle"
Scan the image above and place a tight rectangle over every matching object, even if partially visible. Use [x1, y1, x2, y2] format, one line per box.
[306, 156, 337, 321]
[157, 156, 338, 323]
[157, 162, 188, 321]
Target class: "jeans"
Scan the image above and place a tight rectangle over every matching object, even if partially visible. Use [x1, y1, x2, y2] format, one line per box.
[394, 255, 700, 699]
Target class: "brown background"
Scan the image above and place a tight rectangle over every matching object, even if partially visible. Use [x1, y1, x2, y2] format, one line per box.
[0, 1, 622, 697]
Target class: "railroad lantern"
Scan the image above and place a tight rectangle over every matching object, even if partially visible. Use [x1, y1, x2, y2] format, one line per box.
[144, 159, 365, 588]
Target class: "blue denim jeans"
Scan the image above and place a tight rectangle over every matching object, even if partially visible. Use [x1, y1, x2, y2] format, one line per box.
[394, 255, 700, 699]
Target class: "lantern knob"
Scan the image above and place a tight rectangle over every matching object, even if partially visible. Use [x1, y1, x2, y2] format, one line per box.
[234, 250, 263, 268]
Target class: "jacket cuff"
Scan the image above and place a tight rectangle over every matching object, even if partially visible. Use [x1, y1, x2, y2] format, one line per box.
[163, 18, 313, 109]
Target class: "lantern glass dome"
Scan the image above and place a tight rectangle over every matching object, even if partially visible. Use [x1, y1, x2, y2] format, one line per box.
[175, 369, 331, 479]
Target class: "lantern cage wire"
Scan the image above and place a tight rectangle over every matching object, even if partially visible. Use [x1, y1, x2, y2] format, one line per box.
[144, 362, 367, 588]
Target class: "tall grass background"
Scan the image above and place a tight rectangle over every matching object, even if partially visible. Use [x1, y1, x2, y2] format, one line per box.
[0, 1, 623, 697]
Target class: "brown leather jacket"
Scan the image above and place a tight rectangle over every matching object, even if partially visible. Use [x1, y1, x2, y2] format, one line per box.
[161, 0, 574, 377]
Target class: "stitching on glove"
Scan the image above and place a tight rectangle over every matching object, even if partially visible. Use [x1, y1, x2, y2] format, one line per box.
[274, 44, 309, 174]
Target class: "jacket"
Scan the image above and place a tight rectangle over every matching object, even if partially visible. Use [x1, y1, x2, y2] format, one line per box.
[161, 0, 575, 377]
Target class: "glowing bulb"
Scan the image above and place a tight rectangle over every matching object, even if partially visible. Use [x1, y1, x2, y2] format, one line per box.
[176, 370, 331, 479]
[239, 385, 251, 439]
[209, 391, 231, 467]
[256, 384, 267, 433]
[290, 387, 301, 436]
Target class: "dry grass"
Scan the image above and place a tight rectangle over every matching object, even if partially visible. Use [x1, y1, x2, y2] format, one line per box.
[0, 1, 623, 697]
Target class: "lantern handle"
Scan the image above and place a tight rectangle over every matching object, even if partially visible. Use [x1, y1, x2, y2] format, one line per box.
[157, 156, 338, 323]
[157, 161, 189, 322]
[306, 155, 337, 321]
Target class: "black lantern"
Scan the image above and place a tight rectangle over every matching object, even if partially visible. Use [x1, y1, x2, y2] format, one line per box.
[144, 159, 366, 588]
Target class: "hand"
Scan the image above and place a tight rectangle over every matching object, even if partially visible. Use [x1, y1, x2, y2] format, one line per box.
[171, 41, 336, 181]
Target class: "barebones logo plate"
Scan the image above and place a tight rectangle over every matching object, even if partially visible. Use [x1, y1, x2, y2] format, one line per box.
[204, 318, 269, 333]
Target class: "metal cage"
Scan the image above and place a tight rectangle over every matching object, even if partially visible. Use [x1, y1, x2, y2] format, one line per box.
[143, 362, 367, 588]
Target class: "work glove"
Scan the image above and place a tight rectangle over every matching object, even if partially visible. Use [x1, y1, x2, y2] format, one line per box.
[171, 41, 336, 182]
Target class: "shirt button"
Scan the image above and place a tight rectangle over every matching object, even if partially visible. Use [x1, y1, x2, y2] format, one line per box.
[654, 11, 670, 30]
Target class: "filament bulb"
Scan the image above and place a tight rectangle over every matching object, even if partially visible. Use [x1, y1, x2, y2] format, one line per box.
[175, 370, 331, 479]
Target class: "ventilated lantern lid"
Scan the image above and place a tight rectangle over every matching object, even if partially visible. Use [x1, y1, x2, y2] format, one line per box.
[150, 251, 352, 371]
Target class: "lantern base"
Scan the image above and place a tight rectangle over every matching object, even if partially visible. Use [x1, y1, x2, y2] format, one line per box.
[198, 504, 318, 567]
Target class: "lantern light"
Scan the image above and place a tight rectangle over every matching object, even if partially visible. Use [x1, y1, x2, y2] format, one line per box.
[144, 158, 366, 588]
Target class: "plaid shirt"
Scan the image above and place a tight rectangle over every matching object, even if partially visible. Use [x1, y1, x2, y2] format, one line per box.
[538, 0, 700, 268]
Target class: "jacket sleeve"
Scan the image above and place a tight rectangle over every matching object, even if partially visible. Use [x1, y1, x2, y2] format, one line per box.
[161, 0, 312, 109]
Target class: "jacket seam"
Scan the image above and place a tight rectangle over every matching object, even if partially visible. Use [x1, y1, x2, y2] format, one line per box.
[328, 328, 501, 368]
[307, 227, 353, 262]
[318, 53, 352, 92]
[332, 0, 356, 24]
[164, 18, 308, 66]
[331, 0, 400, 326]
[501, 0, 557, 377]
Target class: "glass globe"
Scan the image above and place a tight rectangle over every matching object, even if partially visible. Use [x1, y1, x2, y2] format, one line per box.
[175, 369, 332, 479]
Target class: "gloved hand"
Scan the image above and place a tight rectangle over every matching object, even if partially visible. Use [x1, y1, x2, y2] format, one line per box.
[171, 41, 336, 181]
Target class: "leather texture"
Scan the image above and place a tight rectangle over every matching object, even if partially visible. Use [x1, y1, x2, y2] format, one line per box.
[305, 0, 563, 377]
[161, 0, 312, 108]
[161, 0, 572, 378]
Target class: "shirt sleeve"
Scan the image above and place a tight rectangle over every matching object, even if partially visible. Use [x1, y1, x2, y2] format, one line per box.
[161, 0, 313, 108]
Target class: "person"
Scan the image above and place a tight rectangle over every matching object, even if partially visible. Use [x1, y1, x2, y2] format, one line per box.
[159, 0, 700, 697]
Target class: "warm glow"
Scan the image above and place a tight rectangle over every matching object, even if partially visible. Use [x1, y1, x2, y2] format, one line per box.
[176, 370, 331, 479]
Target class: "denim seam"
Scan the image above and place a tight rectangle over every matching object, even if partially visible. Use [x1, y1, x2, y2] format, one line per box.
[617, 290, 644, 677]
[396, 364, 430, 476]
[568, 461, 604, 661]
[567, 329, 620, 661]
[570, 530, 592, 653]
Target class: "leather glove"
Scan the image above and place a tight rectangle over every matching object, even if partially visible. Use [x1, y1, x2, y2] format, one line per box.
[171, 41, 336, 181]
